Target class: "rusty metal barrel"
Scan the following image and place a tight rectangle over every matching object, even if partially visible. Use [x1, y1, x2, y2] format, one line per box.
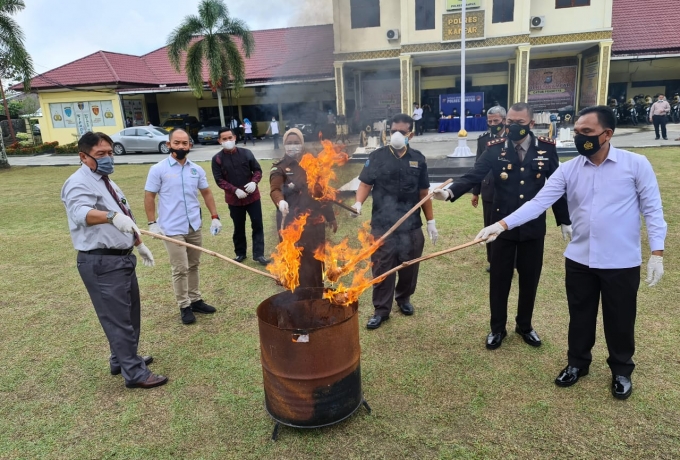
[256, 287, 363, 428]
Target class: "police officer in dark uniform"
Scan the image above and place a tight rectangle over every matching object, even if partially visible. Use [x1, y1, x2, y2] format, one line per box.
[471, 105, 507, 272]
[351, 113, 439, 330]
[270, 128, 337, 288]
[434, 103, 572, 349]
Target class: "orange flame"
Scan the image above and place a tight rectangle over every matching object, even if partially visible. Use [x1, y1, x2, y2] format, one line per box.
[315, 222, 382, 306]
[299, 139, 349, 202]
[267, 213, 309, 291]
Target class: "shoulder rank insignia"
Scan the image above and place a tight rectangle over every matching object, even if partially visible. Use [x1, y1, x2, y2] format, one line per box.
[487, 137, 506, 147]
[537, 136, 556, 145]
[478, 132, 491, 140]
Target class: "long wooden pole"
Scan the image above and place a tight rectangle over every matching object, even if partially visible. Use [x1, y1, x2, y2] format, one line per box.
[139, 229, 278, 281]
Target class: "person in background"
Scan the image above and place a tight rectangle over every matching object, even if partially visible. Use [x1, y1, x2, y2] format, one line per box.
[351, 113, 438, 330]
[270, 128, 338, 288]
[476, 105, 666, 400]
[412, 103, 424, 136]
[230, 117, 241, 144]
[144, 128, 222, 325]
[212, 127, 270, 265]
[61, 131, 167, 389]
[649, 94, 670, 140]
[241, 118, 254, 146]
[266, 116, 280, 150]
[471, 105, 506, 273]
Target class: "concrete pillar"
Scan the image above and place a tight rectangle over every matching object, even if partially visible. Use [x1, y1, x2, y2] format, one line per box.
[515, 45, 531, 103]
[597, 40, 613, 106]
[334, 62, 346, 116]
[413, 66, 422, 106]
[354, 71, 363, 110]
[508, 59, 516, 106]
[400, 54, 414, 113]
[575, 53, 583, 112]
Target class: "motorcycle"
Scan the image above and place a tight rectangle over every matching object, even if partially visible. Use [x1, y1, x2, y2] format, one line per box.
[671, 94, 680, 123]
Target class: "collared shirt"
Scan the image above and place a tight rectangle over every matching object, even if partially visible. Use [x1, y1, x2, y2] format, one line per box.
[413, 108, 423, 120]
[650, 100, 671, 116]
[144, 156, 209, 236]
[61, 164, 136, 251]
[504, 145, 666, 268]
[513, 135, 532, 161]
[270, 121, 279, 135]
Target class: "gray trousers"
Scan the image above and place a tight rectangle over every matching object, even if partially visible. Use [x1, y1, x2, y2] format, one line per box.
[77, 252, 150, 384]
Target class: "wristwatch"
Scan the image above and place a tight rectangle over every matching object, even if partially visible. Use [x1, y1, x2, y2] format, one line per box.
[106, 210, 117, 224]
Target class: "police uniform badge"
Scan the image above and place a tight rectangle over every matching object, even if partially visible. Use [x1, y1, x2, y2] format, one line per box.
[409, 161, 419, 168]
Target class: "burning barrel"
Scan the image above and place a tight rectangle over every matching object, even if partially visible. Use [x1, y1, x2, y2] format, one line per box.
[256, 287, 369, 438]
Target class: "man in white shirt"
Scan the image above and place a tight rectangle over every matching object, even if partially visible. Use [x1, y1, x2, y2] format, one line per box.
[412, 103, 424, 136]
[144, 128, 223, 325]
[649, 94, 671, 140]
[477, 106, 667, 400]
[266, 116, 280, 150]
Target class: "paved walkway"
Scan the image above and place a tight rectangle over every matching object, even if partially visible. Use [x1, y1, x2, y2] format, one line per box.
[7, 123, 680, 166]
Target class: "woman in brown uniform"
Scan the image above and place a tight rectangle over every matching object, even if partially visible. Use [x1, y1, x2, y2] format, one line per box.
[270, 128, 338, 288]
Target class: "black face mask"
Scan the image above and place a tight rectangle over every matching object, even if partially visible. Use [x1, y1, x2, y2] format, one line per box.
[574, 132, 606, 157]
[171, 148, 189, 160]
[506, 123, 531, 141]
[490, 124, 505, 136]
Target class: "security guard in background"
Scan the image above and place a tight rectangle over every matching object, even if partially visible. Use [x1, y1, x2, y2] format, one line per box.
[471, 105, 506, 272]
[351, 113, 439, 330]
[434, 103, 572, 350]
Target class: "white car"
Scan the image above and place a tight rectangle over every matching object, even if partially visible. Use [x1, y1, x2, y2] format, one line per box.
[111, 126, 171, 155]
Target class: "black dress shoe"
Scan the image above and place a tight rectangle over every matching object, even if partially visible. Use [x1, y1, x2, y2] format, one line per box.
[111, 356, 153, 375]
[486, 330, 507, 350]
[254, 256, 271, 266]
[180, 307, 196, 324]
[191, 299, 216, 314]
[555, 365, 589, 387]
[612, 375, 633, 400]
[515, 325, 542, 347]
[125, 373, 169, 389]
[485, 265, 491, 273]
[366, 314, 389, 330]
[234, 255, 247, 263]
[397, 301, 414, 316]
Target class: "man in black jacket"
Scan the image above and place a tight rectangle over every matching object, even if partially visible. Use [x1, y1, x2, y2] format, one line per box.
[211, 127, 270, 265]
[471, 105, 506, 272]
[434, 103, 572, 350]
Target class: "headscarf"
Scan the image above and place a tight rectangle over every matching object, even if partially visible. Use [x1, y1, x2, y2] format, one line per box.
[244, 118, 251, 125]
[283, 128, 305, 150]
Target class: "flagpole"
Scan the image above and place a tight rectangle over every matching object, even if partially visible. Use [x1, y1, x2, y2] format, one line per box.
[448, 0, 474, 157]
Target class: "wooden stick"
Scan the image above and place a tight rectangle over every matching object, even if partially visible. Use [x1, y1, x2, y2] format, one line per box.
[327, 199, 359, 214]
[138, 229, 278, 281]
[369, 238, 483, 285]
[330, 178, 454, 280]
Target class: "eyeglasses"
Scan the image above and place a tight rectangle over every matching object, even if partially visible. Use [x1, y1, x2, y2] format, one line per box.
[390, 130, 411, 136]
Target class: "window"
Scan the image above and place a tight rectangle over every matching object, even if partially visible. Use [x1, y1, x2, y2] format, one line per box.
[492, 0, 514, 23]
[350, 0, 380, 29]
[416, 0, 435, 31]
[556, 0, 590, 7]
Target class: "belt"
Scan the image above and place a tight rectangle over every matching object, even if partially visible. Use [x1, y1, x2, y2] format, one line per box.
[80, 248, 134, 256]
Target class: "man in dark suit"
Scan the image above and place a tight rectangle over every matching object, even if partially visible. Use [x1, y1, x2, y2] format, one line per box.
[471, 105, 506, 272]
[434, 102, 572, 350]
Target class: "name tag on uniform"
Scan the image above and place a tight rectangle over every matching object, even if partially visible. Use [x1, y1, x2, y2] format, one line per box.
[497, 157, 510, 162]
[409, 161, 419, 168]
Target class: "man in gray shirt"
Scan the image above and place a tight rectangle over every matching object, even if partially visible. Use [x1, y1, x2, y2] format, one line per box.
[61, 131, 168, 389]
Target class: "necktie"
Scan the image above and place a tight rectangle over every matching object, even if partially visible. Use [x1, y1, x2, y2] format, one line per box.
[516, 145, 525, 162]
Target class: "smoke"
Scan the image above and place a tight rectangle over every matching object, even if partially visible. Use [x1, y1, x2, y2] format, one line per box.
[288, 0, 333, 26]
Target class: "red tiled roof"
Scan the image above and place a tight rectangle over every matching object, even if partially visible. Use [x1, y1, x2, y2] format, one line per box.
[612, 0, 680, 55]
[20, 24, 335, 91]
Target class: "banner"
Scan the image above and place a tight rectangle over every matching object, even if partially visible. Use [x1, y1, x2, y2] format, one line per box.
[49, 104, 65, 129]
[439, 92, 485, 116]
[528, 66, 577, 112]
[100, 100, 117, 127]
[446, 0, 482, 10]
[361, 78, 401, 121]
[579, 54, 599, 109]
[74, 102, 93, 137]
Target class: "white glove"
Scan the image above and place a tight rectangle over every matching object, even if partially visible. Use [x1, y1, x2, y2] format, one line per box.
[561, 224, 573, 241]
[427, 219, 438, 245]
[244, 182, 257, 194]
[645, 255, 664, 287]
[278, 200, 289, 216]
[210, 218, 222, 236]
[475, 222, 505, 244]
[112, 213, 140, 235]
[432, 188, 452, 201]
[235, 189, 248, 199]
[136, 243, 155, 267]
[350, 201, 362, 218]
[148, 222, 164, 236]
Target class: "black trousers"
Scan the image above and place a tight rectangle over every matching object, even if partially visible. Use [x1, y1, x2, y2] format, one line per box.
[653, 115, 668, 139]
[565, 258, 640, 376]
[371, 228, 425, 317]
[228, 200, 265, 258]
[481, 198, 493, 264]
[489, 237, 544, 333]
[414, 119, 423, 135]
[272, 133, 279, 149]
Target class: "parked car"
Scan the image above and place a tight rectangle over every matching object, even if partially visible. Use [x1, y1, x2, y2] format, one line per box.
[32, 123, 41, 136]
[197, 117, 224, 145]
[161, 114, 202, 140]
[110, 126, 170, 155]
[285, 118, 317, 141]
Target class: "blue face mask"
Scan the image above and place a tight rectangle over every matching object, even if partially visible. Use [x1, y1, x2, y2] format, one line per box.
[86, 153, 114, 176]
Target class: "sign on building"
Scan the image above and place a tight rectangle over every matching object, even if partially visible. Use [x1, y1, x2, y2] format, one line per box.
[442, 11, 485, 41]
[528, 66, 578, 112]
[446, 0, 482, 10]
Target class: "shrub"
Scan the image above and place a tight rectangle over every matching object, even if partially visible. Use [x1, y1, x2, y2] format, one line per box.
[55, 142, 78, 154]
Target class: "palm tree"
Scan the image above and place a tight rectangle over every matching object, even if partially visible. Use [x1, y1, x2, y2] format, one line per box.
[0, 0, 33, 168]
[167, 0, 254, 128]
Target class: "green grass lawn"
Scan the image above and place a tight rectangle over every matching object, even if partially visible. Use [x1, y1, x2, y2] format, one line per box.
[1, 148, 679, 459]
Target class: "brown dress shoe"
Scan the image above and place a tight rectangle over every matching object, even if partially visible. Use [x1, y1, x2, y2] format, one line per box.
[125, 373, 168, 389]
